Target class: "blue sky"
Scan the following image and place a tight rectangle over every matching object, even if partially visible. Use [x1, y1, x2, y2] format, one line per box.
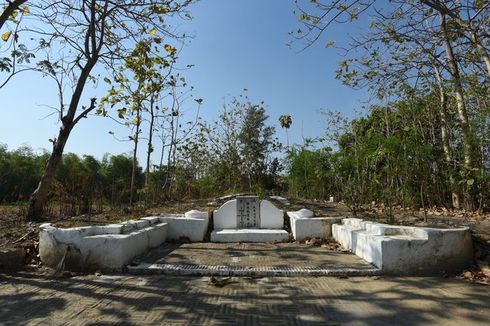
[0, 0, 369, 163]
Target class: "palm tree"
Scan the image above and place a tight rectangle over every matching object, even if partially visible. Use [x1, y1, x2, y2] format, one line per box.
[278, 114, 292, 149]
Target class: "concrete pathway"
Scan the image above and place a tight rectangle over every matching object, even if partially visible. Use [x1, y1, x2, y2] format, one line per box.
[137, 243, 374, 269]
[130, 243, 379, 277]
[0, 273, 488, 325]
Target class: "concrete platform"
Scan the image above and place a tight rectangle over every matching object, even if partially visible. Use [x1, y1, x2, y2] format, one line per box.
[210, 229, 289, 242]
[159, 210, 209, 242]
[333, 218, 474, 275]
[287, 209, 343, 241]
[132, 242, 377, 276]
[39, 220, 168, 272]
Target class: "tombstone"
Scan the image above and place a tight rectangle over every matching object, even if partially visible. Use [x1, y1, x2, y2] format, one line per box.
[236, 196, 260, 228]
[214, 196, 283, 230]
[212, 195, 288, 242]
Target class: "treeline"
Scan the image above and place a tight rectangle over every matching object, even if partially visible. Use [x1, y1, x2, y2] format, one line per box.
[0, 145, 145, 213]
[2, 86, 488, 215]
[0, 1, 195, 220]
[292, 0, 489, 212]
[287, 91, 489, 213]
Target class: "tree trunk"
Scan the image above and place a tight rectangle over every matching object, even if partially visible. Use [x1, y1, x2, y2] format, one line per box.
[433, 63, 460, 208]
[145, 97, 155, 187]
[130, 106, 141, 206]
[26, 61, 97, 221]
[439, 11, 475, 208]
[421, 0, 490, 79]
[470, 31, 490, 80]
[26, 126, 71, 220]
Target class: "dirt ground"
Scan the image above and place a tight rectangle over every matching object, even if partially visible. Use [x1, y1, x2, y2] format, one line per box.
[1, 197, 489, 282]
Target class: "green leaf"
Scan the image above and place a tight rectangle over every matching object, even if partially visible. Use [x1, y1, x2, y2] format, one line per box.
[149, 28, 157, 37]
[466, 179, 474, 186]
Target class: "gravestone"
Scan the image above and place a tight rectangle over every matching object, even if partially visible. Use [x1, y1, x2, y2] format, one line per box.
[236, 196, 260, 228]
[212, 196, 288, 242]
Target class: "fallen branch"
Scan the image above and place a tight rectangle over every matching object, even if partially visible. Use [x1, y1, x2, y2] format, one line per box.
[12, 229, 36, 245]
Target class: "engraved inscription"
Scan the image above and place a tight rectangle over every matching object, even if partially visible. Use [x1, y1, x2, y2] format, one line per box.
[236, 196, 260, 228]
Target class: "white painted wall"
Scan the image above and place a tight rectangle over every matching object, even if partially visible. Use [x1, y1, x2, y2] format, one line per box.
[287, 209, 343, 241]
[332, 218, 473, 275]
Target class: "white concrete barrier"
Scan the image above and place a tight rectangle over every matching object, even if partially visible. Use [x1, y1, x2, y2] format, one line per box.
[39, 219, 168, 272]
[332, 218, 473, 275]
[159, 210, 209, 242]
[287, 209, 343, 241]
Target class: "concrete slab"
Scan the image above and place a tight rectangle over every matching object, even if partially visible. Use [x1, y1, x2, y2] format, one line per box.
[210, 229, 289, 242]
[135, 242, 377, 270]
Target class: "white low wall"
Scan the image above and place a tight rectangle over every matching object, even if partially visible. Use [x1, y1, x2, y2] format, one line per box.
[287, 209, 343, 241]
[39, 219, 168, 272]
[159, 210, 209, 242]
[332, 218, 473, 275]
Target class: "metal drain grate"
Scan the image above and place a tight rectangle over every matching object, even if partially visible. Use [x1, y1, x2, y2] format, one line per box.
[127, 263, 381, 277]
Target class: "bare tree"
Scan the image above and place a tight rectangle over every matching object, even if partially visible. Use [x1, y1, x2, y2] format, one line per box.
[25, 0, 192, 220]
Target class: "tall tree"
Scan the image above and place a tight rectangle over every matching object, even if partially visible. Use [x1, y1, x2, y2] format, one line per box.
[26, 0, 192, 220]
[278, 114, 292, 149]
[293, 0, 487, 209]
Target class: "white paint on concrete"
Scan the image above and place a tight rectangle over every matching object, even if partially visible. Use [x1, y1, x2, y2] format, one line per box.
[332, 218, 473, 274]
[296, 208, 314, 218]
[210, 229, 289, 243]
[213, 200, 237, 230]
[212, 199, 285, 242]
[39, 221, 168, 272]
[213, 199, 284, 230]
[185, 210, 209, 220]
[159, 210, 209, 242]
[260, 200, 284, 228]
[287, 209, 343, 241]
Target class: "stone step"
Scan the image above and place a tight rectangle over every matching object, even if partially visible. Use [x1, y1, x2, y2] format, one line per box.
[127, 262, 381, 277]
[210, 229, 289, 243]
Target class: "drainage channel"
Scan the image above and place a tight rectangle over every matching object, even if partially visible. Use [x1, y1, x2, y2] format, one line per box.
[127, 263, 381, 277]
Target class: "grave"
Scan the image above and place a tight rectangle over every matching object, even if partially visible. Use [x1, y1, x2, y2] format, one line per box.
[211, 196, 289, 242]
[287, 209, 343, 241]
[159, 210, 209, 242]
[39, 218, 168, 272]
[332, 218, 473, 274]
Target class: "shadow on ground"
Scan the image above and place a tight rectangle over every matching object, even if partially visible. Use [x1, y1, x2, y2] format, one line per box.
[0, 271, 489, 325]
